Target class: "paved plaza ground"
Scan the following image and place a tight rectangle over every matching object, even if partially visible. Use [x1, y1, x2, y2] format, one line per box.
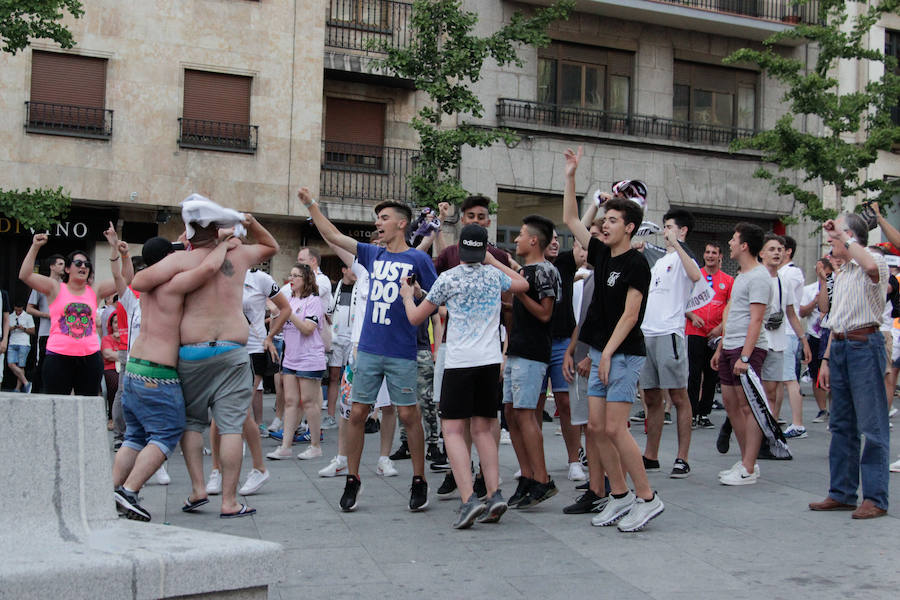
[123, 391, 900, 600]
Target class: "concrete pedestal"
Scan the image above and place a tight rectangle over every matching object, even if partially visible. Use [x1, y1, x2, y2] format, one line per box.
[0, 393, 282, 599]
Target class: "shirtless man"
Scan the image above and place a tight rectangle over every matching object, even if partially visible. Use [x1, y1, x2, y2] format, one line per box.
[113, 232, 236, 521]
[134, 213, 281, 518]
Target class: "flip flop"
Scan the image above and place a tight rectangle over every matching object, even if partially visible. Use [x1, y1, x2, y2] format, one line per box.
[220, 504, 256, 519]
[182, 497, 209, 512]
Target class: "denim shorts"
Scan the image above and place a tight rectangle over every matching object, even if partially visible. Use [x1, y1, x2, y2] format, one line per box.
[503, 356, 549, 409]
[6, 344, 29, 367]
[782, 335, 800, 381]
[350, 350, 417, 406]
[282, 367, 325, 380]
[541, 337, 571, 393]
[587, 348, 644, 403]
[121, 371, 186, 457]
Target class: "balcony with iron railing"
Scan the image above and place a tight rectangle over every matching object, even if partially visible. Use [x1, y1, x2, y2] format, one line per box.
[320, 141, 417, 203]
[326, 0, 412, 53]
[25, 101, 113, 139]
[497, 98, 759, 148]
[653, 0, 819, 24]
[177, 118, 258, 154]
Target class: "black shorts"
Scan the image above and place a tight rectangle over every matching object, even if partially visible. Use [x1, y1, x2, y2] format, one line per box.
[250, 352, 267, 377]
[439, 364, 501, 420]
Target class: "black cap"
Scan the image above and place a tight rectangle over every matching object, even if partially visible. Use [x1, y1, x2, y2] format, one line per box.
[142, 237, 175, 267]
[458, 224, 488, 263]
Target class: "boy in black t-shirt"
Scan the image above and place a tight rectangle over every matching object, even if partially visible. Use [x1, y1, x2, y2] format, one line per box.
[562, 146, 664, 533]
[504, 214, 562, 510]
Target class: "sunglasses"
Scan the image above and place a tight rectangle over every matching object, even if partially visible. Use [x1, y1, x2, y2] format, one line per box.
[72, 259, 92, 269]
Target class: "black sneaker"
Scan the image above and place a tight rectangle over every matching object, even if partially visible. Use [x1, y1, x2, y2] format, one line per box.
[114, 486, 151, 522]
[113, 438, 123, 452]
[390, 441, 411, 461]
[670, 458, 691, 479]
[516, 479, 558, 509]
[712, 399, 725, 410]
[630, 410, 646, 422]
[409, 476, 429, 511]
[425, 442, 442, 462]
[642, 456, 660, 472]
[436, 471, 458, 498]
[578, 446, 588, 468]
[717, 418, 732, 454]
[664, 411, 673, 424]
[508, 477, 533, 507]
[542, 410, 553, 422]
[340, 475, 362, 512]
[429, 452, 451, 472]
[473, 473, 487, 500]
[563, 489, 608, 514]
[575, 480, 590, 490]
[364, 417, 380, 434]
[697, 416, 715, 429]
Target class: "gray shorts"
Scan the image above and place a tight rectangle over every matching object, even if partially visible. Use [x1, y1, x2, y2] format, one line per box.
[762, 350, 785, 382]
[639, 333, 688, 390]
[178, 346, 253, 435]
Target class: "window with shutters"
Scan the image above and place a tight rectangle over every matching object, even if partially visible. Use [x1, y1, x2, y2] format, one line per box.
[27, 51, 112, 139]
[537, 43, 633, 115]
[322, 97, 386, 170]
[673, 61, 758, 131]
[178, 69, 258, 154]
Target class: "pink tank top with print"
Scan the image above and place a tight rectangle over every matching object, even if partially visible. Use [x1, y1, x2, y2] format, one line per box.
[47, 284, 101, 356]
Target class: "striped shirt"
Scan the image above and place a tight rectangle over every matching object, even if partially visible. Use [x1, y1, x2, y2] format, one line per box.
[827, 250, 888, 334]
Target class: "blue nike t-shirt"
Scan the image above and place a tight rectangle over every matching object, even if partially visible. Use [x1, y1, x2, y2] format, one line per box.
[356, 242, 438, 360]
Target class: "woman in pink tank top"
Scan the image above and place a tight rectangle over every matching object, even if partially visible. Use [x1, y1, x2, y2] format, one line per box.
[19, 224, 132, 396]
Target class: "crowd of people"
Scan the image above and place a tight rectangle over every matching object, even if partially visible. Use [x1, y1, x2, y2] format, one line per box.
[3, 146, 898, 530]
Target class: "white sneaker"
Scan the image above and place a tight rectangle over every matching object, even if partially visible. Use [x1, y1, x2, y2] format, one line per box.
[513, 469, 521, 480]
[154, 464, 170, 485]
[206, 469, 222, 495]
[591, 491, 635, 526]
[617, 492, 664, 532]
[718, 462, 759, 479]
[266, 447, 293, 460]
[500, 430, 512, 445]
[890, 457, 900, 473]
[267, 417, 283, 432]
[321, 398, 328, 410]
[554, 426, 562, 436]
[239, 468, 270, 495]
[889, 408, 898, 419]
[321, 415, 338, 430]
[319, 456, 348, 477]
[297, 446, 323, 460]
[376, 456, 399, 477]
[719, 465, 759, 486]
[567, 462, 587, 482]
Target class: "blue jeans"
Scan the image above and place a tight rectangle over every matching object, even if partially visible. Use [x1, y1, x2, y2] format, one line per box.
[828, 333, 890, 510]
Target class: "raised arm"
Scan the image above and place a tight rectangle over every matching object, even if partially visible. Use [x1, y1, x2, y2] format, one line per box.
[297, 187, 358, 256]
[665, 229, 702, 283]
[563, 146, 592, 250]
[240, 213, 279, 265]
[95, 222, 128, 300]
[117, 241, 134, 295]
[19, 234, 58, 299]
[876, 203, 900, 249]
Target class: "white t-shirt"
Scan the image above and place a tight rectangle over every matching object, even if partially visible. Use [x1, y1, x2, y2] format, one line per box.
[801, 282, 823, 338]
[766, 273, 795, 352]
[120, 287, 141, 355]
[8, 311, 34, 346]
[330, 279, 356, 342]
[350, 261, 369, 345]
[314, 270, 333, 314]
[243, 270, 280, 354]
[778, 262, 805, 338]
[641, 250, 695, 337]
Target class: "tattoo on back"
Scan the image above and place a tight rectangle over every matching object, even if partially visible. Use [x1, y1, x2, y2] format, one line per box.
[221, 259, 235, 277]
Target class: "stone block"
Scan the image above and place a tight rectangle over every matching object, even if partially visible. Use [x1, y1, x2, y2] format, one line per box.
[0, 393, 282, 600]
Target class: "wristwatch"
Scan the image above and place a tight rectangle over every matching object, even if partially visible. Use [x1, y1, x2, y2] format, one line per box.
[844, 238, 853, 249]
[740, 356, 750, 364]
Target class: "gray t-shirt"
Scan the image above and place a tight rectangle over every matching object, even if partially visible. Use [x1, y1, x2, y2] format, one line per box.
[27, 289, 51, 337]
[723, 265, 772, 351]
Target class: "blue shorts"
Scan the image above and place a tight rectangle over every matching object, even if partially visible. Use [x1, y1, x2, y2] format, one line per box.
[350, 350, 417, 407]
[121, 371, 186, 457]
[283, 367, 325, 379]
[541, 337, 570, 393]
[587, 348, 644, 403]
[6, 344, 29, 367]
[782, 335, 800, 382]
[503, 356, 549, 409]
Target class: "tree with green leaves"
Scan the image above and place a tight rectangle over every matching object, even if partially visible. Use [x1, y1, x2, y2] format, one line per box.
[0, 1, 81, 227]
[0, 0, 84, 54]
[373, 0, 574, 208]
[725, 0, 900, 222]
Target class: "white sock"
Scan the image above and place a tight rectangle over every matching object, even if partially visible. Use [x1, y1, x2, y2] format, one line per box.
[379, 455, 389, 462]
[337, 454, 347, 463]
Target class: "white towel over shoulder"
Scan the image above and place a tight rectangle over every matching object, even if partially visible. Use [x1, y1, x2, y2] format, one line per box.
[181, 193, 248, 239]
